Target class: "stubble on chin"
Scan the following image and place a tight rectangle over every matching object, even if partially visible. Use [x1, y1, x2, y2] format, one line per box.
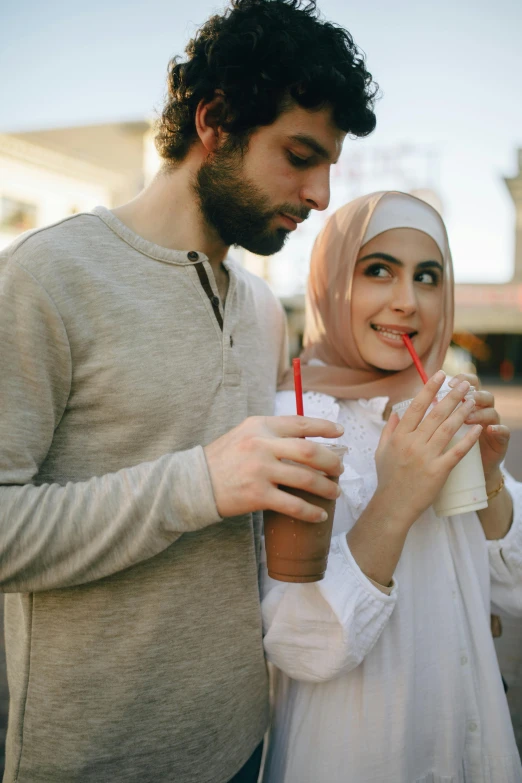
[193, 151, 292, 255]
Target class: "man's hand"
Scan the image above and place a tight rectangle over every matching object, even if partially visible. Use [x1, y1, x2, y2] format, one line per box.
[204, 416, 344, 521]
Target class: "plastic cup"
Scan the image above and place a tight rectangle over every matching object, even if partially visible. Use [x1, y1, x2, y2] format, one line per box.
[392, 384, 487, 517]
[264, 444, 347, 583]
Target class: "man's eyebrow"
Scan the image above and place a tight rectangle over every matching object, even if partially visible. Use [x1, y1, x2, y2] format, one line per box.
[289, 134, 340, 164]
[357, 253, 444, 273]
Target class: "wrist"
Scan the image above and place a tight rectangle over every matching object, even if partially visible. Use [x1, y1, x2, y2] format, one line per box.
[365, 489, 416, 535]
[370, 487, 418, 532]
[485, 467, 503, 494]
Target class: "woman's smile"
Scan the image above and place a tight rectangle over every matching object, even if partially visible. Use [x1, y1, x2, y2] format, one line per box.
[370, 323, 418, 347]
[351, 228, 444, 372]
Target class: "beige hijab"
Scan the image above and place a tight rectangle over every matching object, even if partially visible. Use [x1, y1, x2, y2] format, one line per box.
[279, 191, 455, 405]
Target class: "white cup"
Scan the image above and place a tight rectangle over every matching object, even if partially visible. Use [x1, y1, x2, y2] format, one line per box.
[392, 383, 488, 518]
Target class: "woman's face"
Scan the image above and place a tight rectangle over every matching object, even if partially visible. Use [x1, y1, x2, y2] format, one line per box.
[351, 227, 444, 372]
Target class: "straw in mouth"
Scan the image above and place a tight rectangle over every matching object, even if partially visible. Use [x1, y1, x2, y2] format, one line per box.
[292, 358, 304, 416]
[401, 334, 428, 384]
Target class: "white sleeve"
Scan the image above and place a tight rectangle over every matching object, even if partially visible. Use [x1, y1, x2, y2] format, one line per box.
[488, 468, 522, 617]
[261, 532, 398, 683]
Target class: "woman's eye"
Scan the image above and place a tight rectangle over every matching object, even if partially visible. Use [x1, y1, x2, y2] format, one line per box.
[364, 263, 391, 279]
[416, 271, 439, 285]
[288, 152, 310, 168]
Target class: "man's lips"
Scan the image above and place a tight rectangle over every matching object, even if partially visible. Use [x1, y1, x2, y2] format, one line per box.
[278, 213, 304, 230]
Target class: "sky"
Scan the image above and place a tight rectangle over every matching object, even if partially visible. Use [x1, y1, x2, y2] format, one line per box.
[1, 0, 522, 292]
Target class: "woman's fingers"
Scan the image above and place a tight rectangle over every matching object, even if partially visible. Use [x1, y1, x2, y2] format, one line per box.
[439, 425, 482, 474]
[465, 405, 500, 427]
[398, 370, 446, 432]
[448, 372, 480, 390]
[471, 389, 494, 410]
[415, 380, 471, 441]
[427, 397, 475, 453]
[488, 424, 511, 443]
[376, 411, 399, 459]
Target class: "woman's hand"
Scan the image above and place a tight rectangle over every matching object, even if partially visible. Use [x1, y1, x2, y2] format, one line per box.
[373, 371, 482, 527]
[448, 372, 510, 482]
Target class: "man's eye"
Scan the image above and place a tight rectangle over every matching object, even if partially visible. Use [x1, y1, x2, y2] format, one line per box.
[288, 152, 310, 168]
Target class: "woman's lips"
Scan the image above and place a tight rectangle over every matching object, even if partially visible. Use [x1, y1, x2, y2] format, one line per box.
[371, 324, 418, 347]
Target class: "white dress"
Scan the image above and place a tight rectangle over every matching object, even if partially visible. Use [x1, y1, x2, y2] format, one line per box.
[261, 390, 522, 783]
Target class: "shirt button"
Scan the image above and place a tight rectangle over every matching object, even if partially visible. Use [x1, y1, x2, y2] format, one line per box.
[211, 296, 220, 307]
[468, 721, 478, 732]
[187, 251, 199, 261]
[230, 335, 234, 347]
[460, 655, 468, 665]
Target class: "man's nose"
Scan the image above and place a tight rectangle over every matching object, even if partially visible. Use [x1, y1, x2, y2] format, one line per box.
[300, 168, 331, 212]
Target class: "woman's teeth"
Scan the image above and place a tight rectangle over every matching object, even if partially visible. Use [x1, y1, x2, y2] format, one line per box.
[372, 326, 415, 342]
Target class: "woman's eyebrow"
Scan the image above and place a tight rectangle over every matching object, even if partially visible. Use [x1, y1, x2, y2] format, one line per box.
[418, 260, 444, 272]
[357, 252, 402, 266]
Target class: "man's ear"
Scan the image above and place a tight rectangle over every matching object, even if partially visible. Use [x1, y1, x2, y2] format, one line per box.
[195, 92, 229, 153]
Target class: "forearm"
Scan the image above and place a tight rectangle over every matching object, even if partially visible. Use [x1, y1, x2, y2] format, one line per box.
[0, 447, 220, 593]
[478, 468, 514, 541]
[346, 492, 411, 589]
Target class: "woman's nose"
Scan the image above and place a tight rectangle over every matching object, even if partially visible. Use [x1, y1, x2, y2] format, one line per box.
[391, 280, 417, 315]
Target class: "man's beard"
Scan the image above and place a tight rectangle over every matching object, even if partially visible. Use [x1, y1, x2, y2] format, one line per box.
[193, 143, 309, 256]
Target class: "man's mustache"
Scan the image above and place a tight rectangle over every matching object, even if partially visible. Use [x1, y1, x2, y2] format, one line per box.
[273, 204, 311, 223]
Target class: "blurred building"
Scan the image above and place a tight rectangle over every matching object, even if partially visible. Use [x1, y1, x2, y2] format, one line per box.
[0, 120, 157, 250]
[450, 150, 522, 382]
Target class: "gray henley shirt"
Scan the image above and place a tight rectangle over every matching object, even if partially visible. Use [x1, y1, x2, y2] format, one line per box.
[0, 206, 287, 783]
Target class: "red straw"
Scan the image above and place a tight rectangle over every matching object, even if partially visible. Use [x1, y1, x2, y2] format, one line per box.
[402, 334, 428, 384]
[292, 358, 304, 416]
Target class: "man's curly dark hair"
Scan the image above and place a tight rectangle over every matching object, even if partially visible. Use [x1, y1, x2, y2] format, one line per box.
[155, 0, 378, 162]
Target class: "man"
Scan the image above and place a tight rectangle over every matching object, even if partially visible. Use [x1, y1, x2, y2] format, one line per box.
[0, 1, 377, 781]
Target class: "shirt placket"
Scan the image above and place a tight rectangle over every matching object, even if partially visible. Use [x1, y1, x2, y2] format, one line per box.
[187, 251, 241, 389]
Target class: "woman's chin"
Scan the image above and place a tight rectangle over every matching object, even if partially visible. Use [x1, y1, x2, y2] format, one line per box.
[368, 357, 412, 374]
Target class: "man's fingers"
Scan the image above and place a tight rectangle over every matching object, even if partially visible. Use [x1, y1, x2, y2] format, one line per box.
[273, 462, 340, 501]
[267, 414, 343, 441]
[264, 486, 330, 523]
[272, 438, 344, 477]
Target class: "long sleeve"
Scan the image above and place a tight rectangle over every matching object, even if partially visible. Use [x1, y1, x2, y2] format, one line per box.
[488, 468, 522, 616]
[261, 533, 398, 682]
[0, 258, 221, 593]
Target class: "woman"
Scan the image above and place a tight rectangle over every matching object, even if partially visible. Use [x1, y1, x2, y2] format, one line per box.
[261, 192, 522, 782]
